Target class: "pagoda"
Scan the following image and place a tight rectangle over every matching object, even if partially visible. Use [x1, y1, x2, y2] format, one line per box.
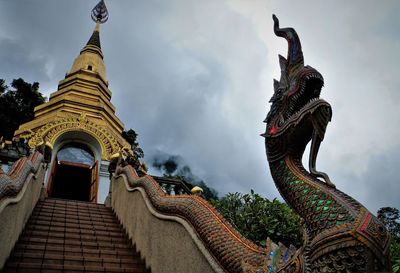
[13, 0, 129, 203]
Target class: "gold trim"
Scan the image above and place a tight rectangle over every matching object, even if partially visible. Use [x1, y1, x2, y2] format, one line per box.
[28, 114, 120, 160]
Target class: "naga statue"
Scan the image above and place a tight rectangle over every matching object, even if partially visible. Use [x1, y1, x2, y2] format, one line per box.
[263, 15, 391, 272]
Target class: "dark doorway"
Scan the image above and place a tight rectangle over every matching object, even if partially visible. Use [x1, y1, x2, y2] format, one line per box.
[51, 162, 91, 201]
[48, 143, 98, 202]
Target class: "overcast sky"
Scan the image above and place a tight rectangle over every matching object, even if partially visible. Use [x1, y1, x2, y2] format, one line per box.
[0, 0, 399, 213]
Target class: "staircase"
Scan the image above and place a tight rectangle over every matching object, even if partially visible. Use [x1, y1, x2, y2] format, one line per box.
[2, 198, 149, 273]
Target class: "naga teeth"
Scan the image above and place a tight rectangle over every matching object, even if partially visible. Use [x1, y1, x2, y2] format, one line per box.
[304, 73, 322, 81]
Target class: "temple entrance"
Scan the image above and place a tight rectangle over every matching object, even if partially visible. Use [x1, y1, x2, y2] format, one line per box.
[47, 143, 99, 202]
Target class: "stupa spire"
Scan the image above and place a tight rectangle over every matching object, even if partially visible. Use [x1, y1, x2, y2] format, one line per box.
[85, 0, 108, 49]
[85, 21, 102, 49]
[68, 0, 109, 82]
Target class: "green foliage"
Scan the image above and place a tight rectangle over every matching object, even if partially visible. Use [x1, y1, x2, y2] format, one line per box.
[378, 207, 400, 237]
[392, 238, 400, 273]
[0, 78, 45, 139]
[377, 207, 400, 272]
[122, 129, 144, 158]
[0, 79, 6, 94]
[212, 190, 303, 248]
[394, 262, 400, 273]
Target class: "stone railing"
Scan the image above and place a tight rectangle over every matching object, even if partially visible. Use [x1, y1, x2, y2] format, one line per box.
[0, 151, 45, 269]
[151, 175, 192, 195]
[110, 164, 297, 273]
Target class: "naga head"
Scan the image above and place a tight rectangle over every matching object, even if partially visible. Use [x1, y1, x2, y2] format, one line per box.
[264, 15, 333, 184]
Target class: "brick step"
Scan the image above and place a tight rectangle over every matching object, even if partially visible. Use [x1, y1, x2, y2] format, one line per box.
[29, 215, 121, 226]
[31, 213, 114, 224]
[8, 252, 144, 268]
[28, 213, 115, 223]
[24, 224, 126, 239]
[28, 217, 122, 230]
[32, 205, 114, 217]
[34, 202, 113, 213]
[36, 200, 111, 208]
[31, 205, 115, 215]
[3, 262, 148, 273]
[14, 244, 138, 259]
[27, 216, 119, 228]
[37, 198, 107, 208]
[31, 211, 115, 222]
[18, 236, 133, 251]
[21, 229, 128, 244]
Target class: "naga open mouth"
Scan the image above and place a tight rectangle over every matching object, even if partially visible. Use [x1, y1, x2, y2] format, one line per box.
[286, 72, 324, 120]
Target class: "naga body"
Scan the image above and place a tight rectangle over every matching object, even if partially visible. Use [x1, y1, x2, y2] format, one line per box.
[263, 15, 391, 272]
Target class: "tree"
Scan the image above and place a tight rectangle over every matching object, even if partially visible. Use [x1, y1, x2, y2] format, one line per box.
[0, 78, 45, 139]
[378, 207, 400, 237]
[0, 79, 6, 94]
[122, 129, 144, 159]
[211, 190, 303, 248]
[377, 207, 400, 272]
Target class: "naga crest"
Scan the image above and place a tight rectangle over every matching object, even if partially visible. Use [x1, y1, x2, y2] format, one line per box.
[264, 15, 333, 186]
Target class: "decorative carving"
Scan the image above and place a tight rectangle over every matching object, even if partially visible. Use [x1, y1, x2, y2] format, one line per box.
[16, 129, 35, 141]
[28, 114, 120, 160]
[0, 139, 31, 161]
[115, 163, 273, 273]
[0, 151, 43, 201]
[263, 15, 391, 272]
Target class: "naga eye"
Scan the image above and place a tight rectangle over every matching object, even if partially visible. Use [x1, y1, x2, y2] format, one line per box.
[269, 126, 277, 135]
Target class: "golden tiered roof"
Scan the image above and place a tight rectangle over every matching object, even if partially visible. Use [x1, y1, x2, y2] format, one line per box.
[14, 8, 129, 160]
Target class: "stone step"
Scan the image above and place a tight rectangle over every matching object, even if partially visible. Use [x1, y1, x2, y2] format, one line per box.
[18, 235, 133, 251]
[37, 198, 106, 208]
[31, 209, 116, 221]
[3, 198, 149, 273]
[13, 244, 138, 259]
[28, 213, 119, 226]
[21, 229, 128, 244]
[3, 262, 148, 273]
[35, 200, 113, 210]
[24, 223, 125, 239]
[27, 219, 122, 233]
[8, 252, 144, 268]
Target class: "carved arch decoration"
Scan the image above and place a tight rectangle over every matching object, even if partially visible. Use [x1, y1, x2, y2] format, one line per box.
[28, 114, 120, 160]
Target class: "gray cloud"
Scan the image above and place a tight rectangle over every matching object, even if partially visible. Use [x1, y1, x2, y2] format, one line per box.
[331, 145, 400, 213]
[0, 37, 50, 84]
[0, 0, 399, 213]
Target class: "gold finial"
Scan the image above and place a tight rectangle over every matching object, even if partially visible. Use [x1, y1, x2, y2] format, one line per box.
[191, 186, 204, 195]
[91, 0, 109, 24]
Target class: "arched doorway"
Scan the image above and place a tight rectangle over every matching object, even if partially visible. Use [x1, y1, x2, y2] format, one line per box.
[47, 142, 99, 202]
